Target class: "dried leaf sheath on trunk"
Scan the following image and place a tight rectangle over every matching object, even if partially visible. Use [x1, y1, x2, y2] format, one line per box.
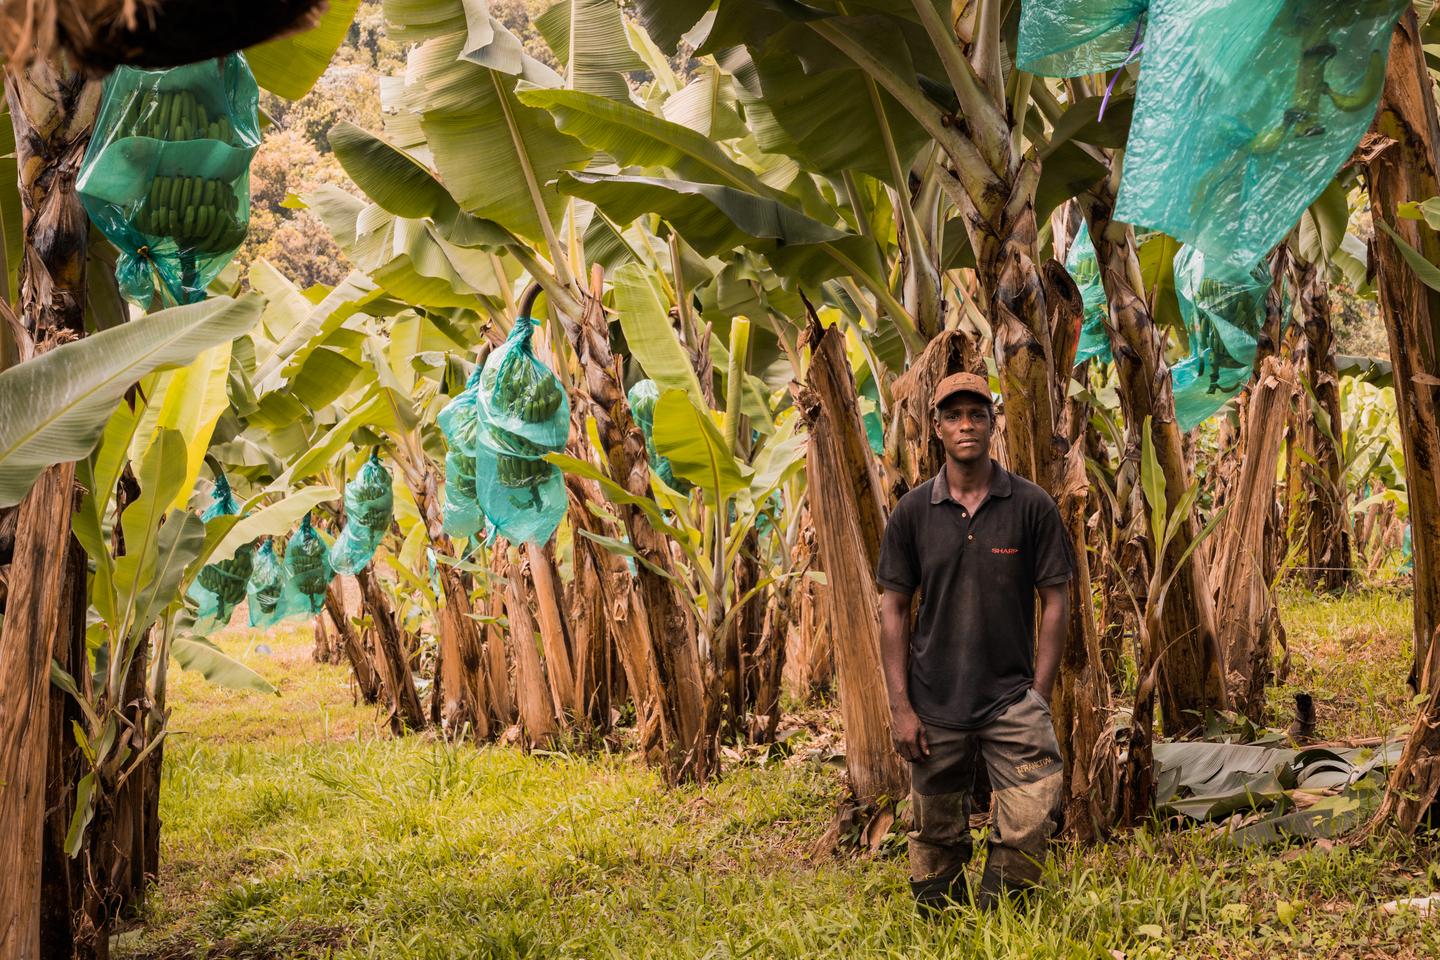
[355, 565, 425, 735]
[796, 322, 906, 806]
[1212, 358, 1298, 719]
[1364, 10, 1440, 833]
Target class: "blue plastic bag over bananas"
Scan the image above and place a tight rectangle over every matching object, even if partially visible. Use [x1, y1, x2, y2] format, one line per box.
[438, 366, 486, 540]
[78, 53, 261, 307]
[1065, 226, 1113, 366]
[1018, 0, 1406, 273]
[329, 453, 395, 576]
[188, 473, 253, 634]
[1169, 246, 1272, 430]
[283, 513, 334, 617]
[461, 316, 570, 546]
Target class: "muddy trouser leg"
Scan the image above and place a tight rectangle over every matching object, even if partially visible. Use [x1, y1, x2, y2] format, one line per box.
[907, 724, 979, 909]
[977, 690, 1063, 900]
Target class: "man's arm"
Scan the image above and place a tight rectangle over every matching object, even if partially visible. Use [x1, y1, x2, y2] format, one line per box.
[880, 588, 928, 761]
[1033, 583, 1068, 704]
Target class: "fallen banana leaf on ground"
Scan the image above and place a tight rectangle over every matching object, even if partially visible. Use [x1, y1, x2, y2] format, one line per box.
[1152, 739, 1405, 845]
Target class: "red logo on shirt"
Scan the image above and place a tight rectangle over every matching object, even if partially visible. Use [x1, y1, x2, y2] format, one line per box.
[992, 547, 1020, 555]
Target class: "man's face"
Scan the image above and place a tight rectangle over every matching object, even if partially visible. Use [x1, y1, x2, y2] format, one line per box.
[933, 394, 993, 465]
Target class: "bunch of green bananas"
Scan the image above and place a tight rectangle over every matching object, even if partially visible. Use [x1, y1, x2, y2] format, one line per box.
[486, 356, 564, 423]
[133, 175, 247, 251]
[286, 533, 333, 596]
[496, 453, 550, 489]
[196, 545, 253, 606]
[117, 89, 236, 144]
[447, 451, 477, 500]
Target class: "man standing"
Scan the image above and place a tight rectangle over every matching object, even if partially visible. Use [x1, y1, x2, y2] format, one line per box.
[877, 373, 1072, 914]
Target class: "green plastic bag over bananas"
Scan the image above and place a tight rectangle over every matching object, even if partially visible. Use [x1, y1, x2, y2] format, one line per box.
[1066, 226, 1112, 366]
[187, 472, 253, 634]
[1170, 245, 1272, 430]
[1018, 0, 1406, 273]
[626, 379, 692, 493]
[77, 53, 261, 308]
[438, 366, 486, 540]
[468, 315, 570, 546]
[283, 512, 334, 616]
[246, 539, 291, 629]
[329, 453, 395, 576]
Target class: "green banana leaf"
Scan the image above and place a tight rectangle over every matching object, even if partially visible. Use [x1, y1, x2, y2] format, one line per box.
[0, 296, 262, 507]
[396, 29, 589, 242]
[558, 171, 848, 257]
[534, 0, 647, 101]
[515, 87, 778, 197]
[613, 263, 707, 409]
[171, 637, 277, 695]
[329, 121, 460, 221]
[244, 0, 362, 101]
[627, 0, 712, 54]
[652, 388, 752, 501]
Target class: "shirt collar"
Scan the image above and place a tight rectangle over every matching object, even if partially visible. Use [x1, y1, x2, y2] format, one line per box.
[930, 458, 1013, 505]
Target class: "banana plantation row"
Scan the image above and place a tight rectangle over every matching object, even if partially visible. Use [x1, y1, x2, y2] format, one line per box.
[1, 0, 1439, 957]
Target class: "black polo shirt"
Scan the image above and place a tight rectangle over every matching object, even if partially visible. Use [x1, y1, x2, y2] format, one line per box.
[877, 460, 1074, 730]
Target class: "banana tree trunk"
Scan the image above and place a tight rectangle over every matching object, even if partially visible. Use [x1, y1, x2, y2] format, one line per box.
[1291, 259, 1352, 590]
[526, 542, 578, 723]
[355, 566, 425, 734]
[39, 537, 88, 959]
[0, 56, 97, 960]
[796, 321, 907, 806]
[557, 266, 713, 783]
[1364, 11, 1440, 833]
[405, 462, 489, 738]
[501, 545, 559, 747]
[1048, 261, 1111, 840]
[1081, 195, 1226, 735]
[323, 581, 380, 705]
[961, 158, 1067, 495]
[1213, 358, 1298, 719]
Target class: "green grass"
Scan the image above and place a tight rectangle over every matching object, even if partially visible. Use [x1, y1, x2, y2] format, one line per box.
[116, 589, 1440, 960]
[1271, 584, 1415, 742]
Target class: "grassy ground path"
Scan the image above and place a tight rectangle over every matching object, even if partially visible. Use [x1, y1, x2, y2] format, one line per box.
[115, 589, 1440, 959]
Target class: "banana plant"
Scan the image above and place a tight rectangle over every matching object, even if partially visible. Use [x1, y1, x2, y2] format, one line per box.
[1091, 417, 1229, 830]
[49, 317, 350, 927]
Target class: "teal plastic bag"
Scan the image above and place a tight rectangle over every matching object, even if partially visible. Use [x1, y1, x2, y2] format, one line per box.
[246, 539, 289, 629]
[442, 451, 485, 539]
[283, 513, 333, 616]
[626, 379, 692, 493]
[188, 473, 251, 633]
[469, 316, 570, 545]
[858, 376, 885, 457]
[1017, 0, 1148, 77]
[1170, 246, 1271, 429]
[474, 316, 571, 456]
[439, 366, 486, 539]
[1114, 0, 1405, 272]
[1067, 226, 1113, 365]
[77, 53, 261, 307]
[471, 434, 568, 546]
[330, 453, 394, 575]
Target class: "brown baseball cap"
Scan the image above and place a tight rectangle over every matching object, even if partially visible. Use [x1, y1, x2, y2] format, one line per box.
[931, 372, 993, 408]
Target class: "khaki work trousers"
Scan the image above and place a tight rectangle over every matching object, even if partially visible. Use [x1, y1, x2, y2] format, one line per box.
[908, 689, 1064, 890]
